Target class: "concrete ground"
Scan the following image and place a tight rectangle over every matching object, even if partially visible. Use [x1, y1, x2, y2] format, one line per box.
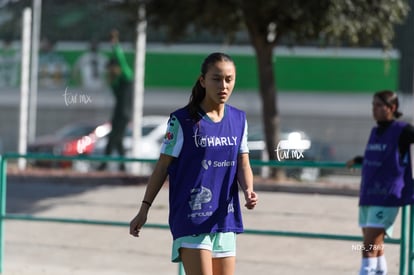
[1, 170, 405, 275]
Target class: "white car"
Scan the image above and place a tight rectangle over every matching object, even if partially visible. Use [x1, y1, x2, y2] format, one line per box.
[123, 115, 170, 160]
[73, 115, 169, 174]
[247, 126, 335, 181]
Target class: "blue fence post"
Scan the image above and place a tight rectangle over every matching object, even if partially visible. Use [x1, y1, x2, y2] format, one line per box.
[408, 204, 414, 275]
[178, 262, 185, 275]
[0, 155, 7, 274]
[400, 205, 409, 275]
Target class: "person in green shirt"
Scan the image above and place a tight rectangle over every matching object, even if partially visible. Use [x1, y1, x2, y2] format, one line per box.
[98, 29, 133, 171]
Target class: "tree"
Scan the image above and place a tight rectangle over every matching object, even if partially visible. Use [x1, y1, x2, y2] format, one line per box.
[4, 0, 408, 178]
[137, 0, 409, 179]
[395, 0, 414, 94]
[236, 0, 409, 177]
[0, 0, 138, 41]
[132, 0, 409, 178]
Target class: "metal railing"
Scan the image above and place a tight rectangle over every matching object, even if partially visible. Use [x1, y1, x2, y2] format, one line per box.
[0, 153, 413, 274]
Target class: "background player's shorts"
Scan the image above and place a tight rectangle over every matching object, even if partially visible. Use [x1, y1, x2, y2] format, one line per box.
[171, 232, 236, 262]
[359, 206, 399, 237]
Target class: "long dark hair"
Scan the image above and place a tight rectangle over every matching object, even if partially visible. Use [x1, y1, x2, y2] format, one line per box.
[187, 52, 235, 119]
[374, 90, 403, 118]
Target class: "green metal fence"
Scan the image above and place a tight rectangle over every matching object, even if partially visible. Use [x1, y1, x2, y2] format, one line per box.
[0, 153, 413, 274]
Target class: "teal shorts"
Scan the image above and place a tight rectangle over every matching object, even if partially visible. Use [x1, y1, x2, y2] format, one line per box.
[359, 206, 399, 237]
[171, 232, 236, 263]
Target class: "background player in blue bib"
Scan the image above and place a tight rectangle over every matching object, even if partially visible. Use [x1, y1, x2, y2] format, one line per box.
[347, 90, 414, 275]
[130, 52, 258, 275]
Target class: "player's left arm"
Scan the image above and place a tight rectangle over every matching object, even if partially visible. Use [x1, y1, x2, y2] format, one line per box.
[237, 153, 257, 210]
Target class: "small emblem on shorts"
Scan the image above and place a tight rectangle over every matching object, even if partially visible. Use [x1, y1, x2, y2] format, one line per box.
[376, 211, 384, 220]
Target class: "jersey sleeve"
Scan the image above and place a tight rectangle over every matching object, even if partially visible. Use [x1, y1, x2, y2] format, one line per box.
[239, 120, 249, 154]
[160, 115, 183, 157]
[113, 43, 133, 81]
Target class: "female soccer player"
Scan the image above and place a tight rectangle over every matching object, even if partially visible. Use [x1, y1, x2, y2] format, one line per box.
[347, 90, 414, 275]
[129, 52, 258, 275]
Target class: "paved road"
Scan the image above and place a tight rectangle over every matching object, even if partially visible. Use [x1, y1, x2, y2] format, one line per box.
[2, 175, 404, 275]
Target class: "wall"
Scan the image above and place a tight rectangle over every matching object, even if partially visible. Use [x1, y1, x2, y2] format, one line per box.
[55, 44, 400, 93]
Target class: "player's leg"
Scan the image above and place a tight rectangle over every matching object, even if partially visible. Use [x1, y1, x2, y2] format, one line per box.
[359, 227, 385, 275]
[172, 234, 214, 275]
[171, 233, 236, 275]
[212, 256, 235, 275]
[358, 206, 399, 275]
[180, 247, 213, 275]
[362, 227, 385, 257]
[211, 232, 236, 275]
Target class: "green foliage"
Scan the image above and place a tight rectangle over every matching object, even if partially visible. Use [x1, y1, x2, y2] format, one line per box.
[0, 0, 409, 48]
[142, 0, 409, 48]
[0, 0, 137, 42]
[322, 0, 410, 48]
[144, 0, 244, 43]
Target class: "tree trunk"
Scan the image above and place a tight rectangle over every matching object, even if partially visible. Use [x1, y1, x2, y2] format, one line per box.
[242, 12, 283, 179]
[253, 43, 284, 179]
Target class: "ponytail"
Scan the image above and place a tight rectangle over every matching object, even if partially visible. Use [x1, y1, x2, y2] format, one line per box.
[187, 78, 206, 120]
